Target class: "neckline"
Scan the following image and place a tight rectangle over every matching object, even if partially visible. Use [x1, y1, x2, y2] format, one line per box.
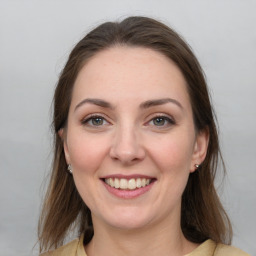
[78, 235, 216, 256]
[184, 239, 217, 256]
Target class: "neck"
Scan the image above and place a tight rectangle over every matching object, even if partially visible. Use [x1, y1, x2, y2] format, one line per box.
[85, 214, 197, 256]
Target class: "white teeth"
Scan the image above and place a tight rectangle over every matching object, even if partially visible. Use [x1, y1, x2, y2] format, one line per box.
[114, 178, 120, 188]
[109, 178, 114, 187]
[136, 178, 142, 188]
[120, 179, 128, 189]
[128, 178, 136, 190]
[104, 177, 152, 190]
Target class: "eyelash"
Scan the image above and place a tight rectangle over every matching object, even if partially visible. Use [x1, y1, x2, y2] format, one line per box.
[81, 114, 110, 127]
[81, 114, 175, 128]
[147, 115, 176, 128]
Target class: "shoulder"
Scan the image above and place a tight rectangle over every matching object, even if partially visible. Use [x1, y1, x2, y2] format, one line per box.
[40, 238, 80, 256]
[186, 239, 250, 256]
[214, 243, 250, 256]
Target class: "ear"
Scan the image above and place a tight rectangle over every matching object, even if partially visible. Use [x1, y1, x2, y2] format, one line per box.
[190, 128, 209, 173]
[58, 128, 71, 164]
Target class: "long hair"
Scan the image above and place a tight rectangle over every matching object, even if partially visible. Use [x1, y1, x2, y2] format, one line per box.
[38, 16, 232, 253]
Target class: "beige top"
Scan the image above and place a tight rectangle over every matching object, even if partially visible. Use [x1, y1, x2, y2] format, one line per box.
[42, 235, 250, 256]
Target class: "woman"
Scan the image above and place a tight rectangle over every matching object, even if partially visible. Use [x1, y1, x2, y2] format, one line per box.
[38, 16, 249, 255]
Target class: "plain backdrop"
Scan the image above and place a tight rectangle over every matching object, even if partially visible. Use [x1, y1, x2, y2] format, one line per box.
[0, 1, 255, 255]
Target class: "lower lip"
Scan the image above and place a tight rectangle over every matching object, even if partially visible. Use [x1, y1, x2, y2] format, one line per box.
[102, 180, 155, 199]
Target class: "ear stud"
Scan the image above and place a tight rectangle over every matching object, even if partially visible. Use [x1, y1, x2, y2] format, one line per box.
[194, 164, 200, 169]
[67, 164, 72, 174]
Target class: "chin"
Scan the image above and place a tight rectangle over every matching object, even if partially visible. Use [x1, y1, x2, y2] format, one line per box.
[110, 219, 151, 230]
[100, 208, 154, 230]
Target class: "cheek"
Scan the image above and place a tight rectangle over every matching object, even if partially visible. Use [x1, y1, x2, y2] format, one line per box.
[67, 132, 110, 173]
[149, 133, 194, 173]
[152, 134, 194, 201]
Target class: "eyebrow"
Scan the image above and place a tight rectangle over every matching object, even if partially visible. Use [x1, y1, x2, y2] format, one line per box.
[74, 97, 183, 111]
[74, 98, 113, 111]
[139, 98, 183, 109]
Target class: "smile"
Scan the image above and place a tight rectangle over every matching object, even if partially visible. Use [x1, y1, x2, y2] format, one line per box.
[104, 177, 152, 190]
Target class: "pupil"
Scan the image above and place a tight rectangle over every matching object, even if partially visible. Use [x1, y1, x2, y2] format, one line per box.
[154, 118, 165, 126]
[92, 118, 103, 125]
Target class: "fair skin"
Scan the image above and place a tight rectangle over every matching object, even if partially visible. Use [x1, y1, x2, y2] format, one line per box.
[61, 46, 208, 256]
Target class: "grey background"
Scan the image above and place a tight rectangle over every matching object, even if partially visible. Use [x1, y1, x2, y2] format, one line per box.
[0, 1, 255, 255]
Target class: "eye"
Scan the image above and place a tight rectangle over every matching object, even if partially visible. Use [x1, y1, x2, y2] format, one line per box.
[148, 115, 175, 128]
[81, 115, 110, 127]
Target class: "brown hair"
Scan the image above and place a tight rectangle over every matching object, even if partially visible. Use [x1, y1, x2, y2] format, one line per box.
[38, 16, 232, 253]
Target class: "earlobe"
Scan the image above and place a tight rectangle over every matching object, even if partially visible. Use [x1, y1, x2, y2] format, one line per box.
[190, 129, 209, 172]
[58, 128, 64, 139]
[58, 128, 71, 164]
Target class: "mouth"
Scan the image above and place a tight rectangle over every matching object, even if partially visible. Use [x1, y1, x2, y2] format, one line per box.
[103, 177, 156, 190]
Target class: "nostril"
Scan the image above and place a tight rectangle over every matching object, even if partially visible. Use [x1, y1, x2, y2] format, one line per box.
[110, 148, 144, 163]
[109, 132, 146, 163]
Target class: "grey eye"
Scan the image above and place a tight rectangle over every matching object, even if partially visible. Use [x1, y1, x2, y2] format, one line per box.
[91, 117, 104, 126]
[153, 117, 166, 126]
[82, 115, 109, 127]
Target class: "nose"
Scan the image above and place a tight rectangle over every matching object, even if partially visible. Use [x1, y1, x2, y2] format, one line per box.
[109, 124, 146, 165]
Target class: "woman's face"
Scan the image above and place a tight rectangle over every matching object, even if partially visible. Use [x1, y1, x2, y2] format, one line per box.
[63, 46, 208, 230]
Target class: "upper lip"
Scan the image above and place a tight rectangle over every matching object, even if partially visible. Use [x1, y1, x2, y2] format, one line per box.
[101, 174, 156, 179]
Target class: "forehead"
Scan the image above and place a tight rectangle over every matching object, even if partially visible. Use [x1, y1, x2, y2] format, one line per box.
[71, 46, 190, 108]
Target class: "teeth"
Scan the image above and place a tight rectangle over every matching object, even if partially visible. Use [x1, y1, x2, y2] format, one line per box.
[128, 178, 136, 190]
[136, 178, 142, 188]
[109, 178, 114, 187]
[114, 178, 120, 188]
[120, 179, 128, 189]
[104, 177, 152, 190]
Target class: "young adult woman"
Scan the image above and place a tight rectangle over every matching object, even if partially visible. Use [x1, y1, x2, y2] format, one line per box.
[38, 16, 249, 256]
